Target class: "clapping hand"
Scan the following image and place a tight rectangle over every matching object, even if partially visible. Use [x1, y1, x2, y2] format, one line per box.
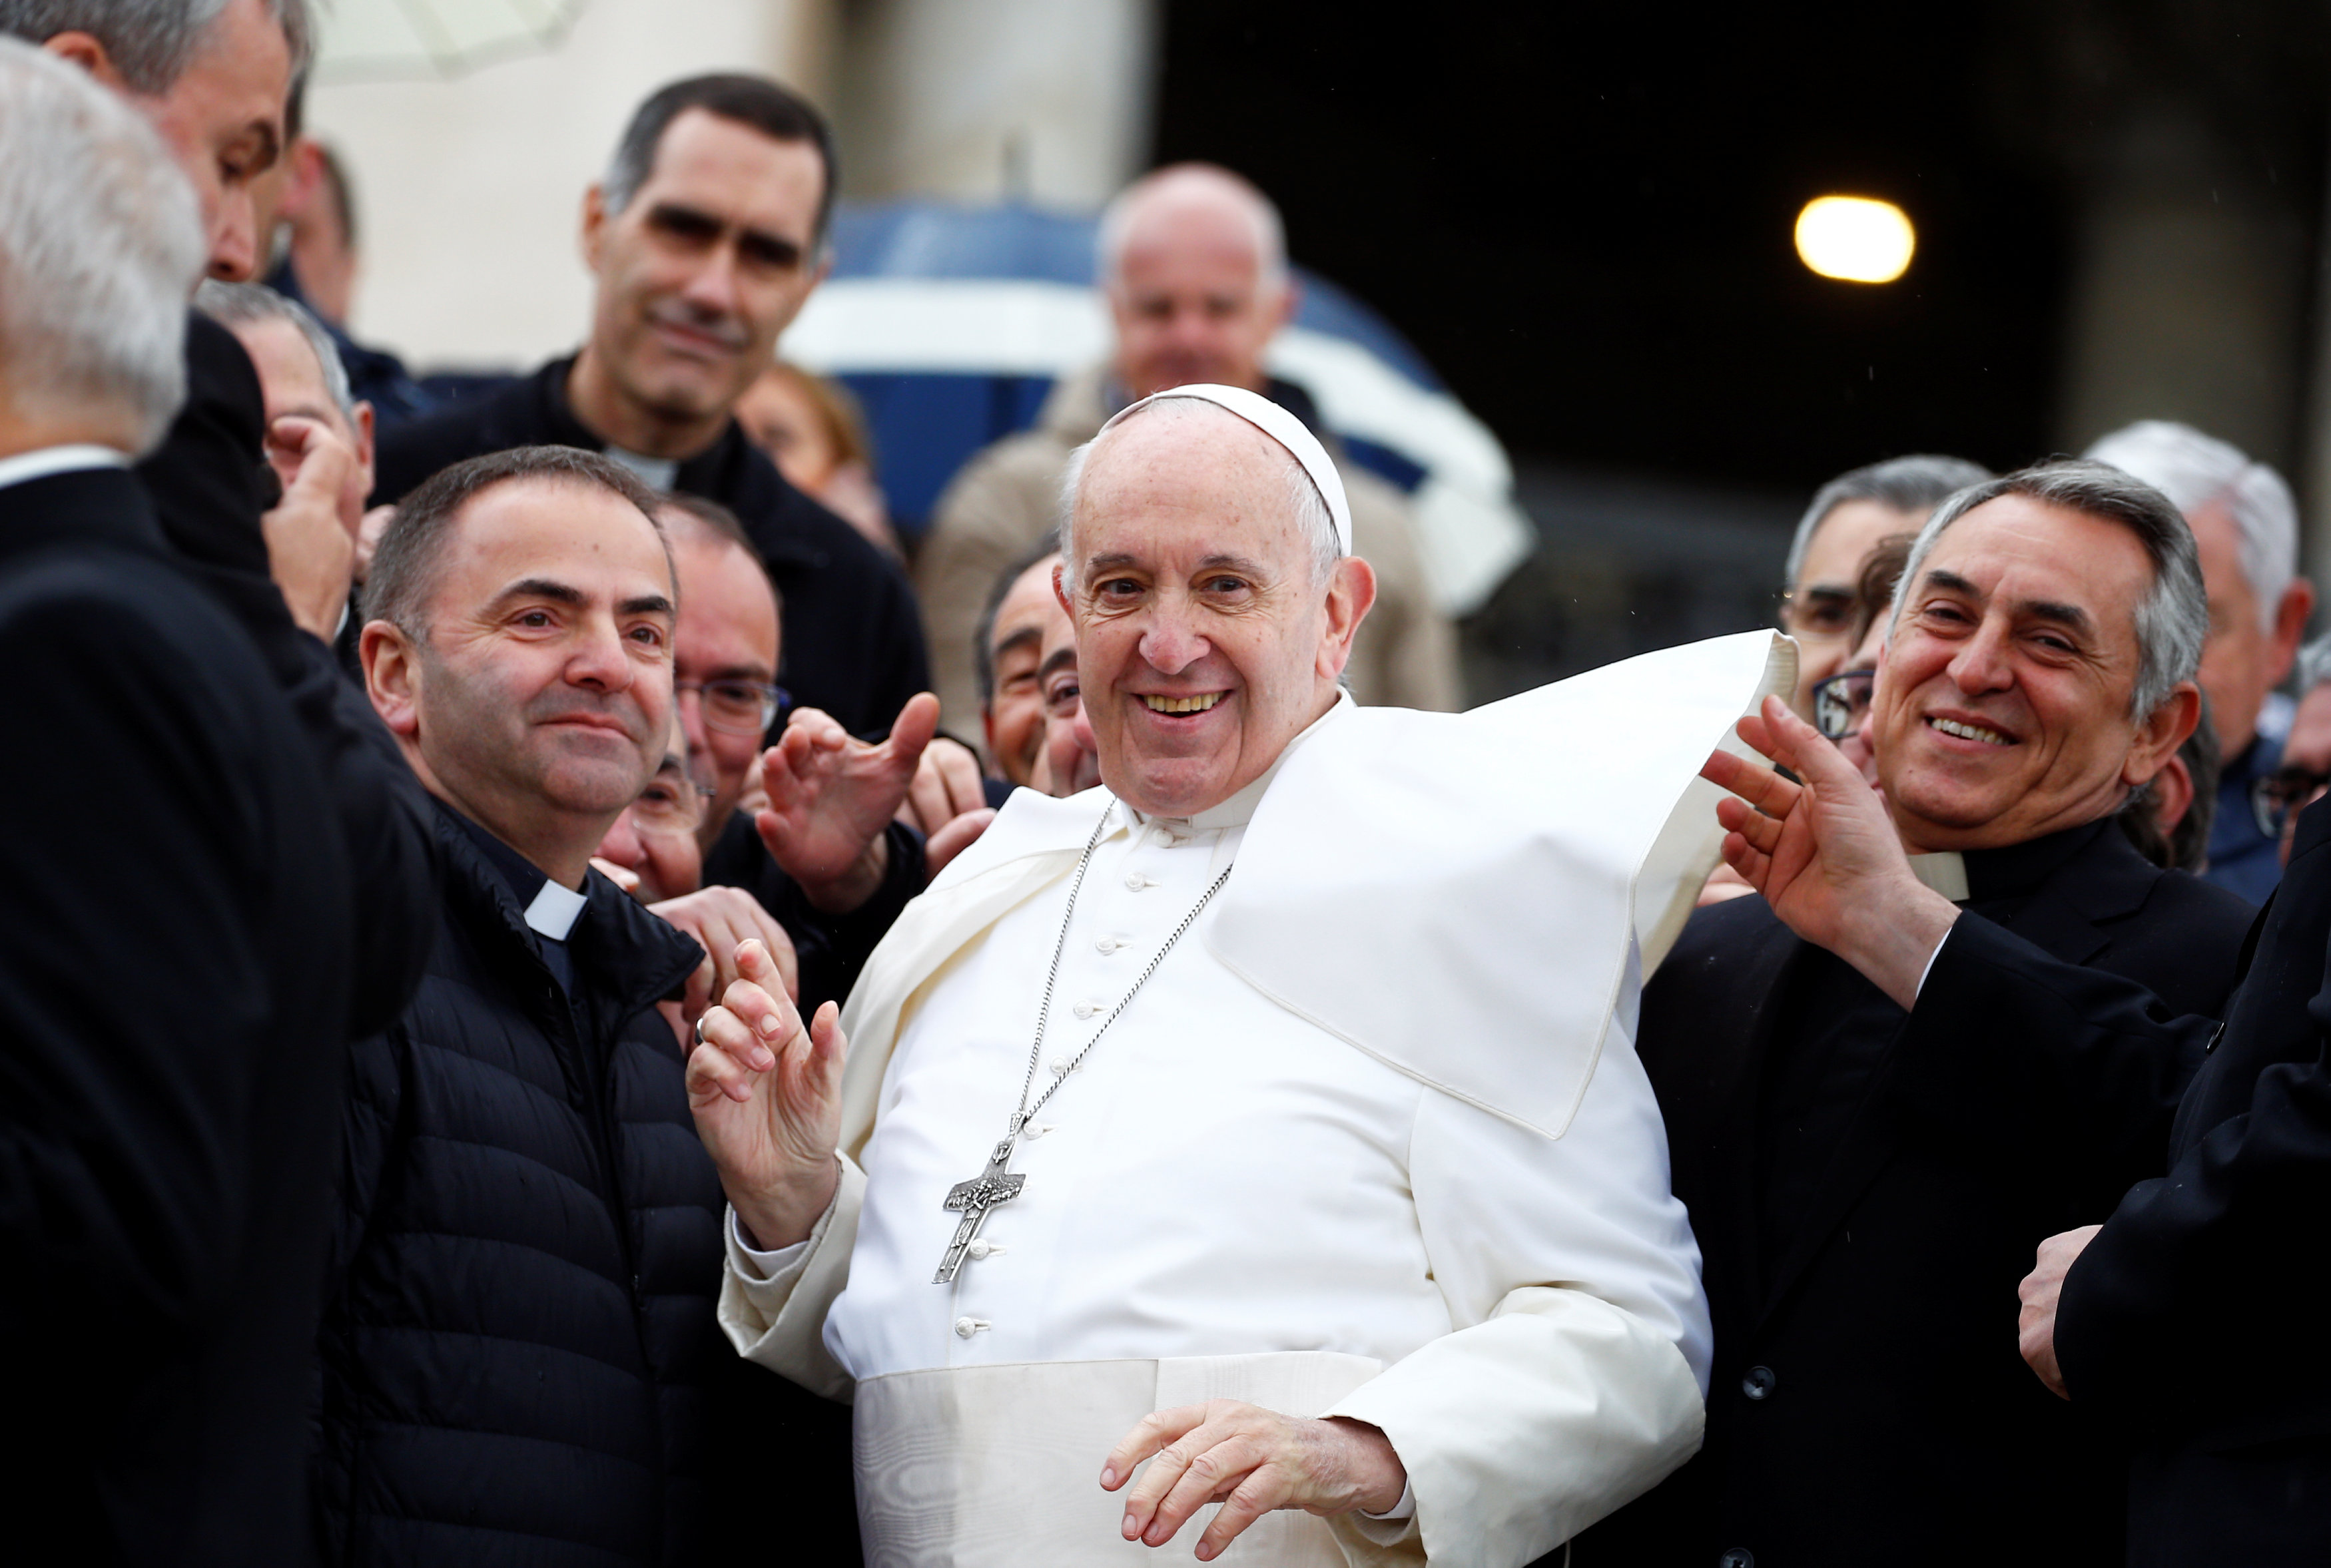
[683, 938, 844, 1250]
[1702, 694, 1957, 1008]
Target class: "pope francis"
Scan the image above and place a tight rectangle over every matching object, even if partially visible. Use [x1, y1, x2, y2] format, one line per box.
[686, 384, 1793, 1566]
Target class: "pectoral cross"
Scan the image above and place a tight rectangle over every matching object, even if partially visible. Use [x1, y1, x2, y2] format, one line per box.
[933, 1137, 1026, 1284]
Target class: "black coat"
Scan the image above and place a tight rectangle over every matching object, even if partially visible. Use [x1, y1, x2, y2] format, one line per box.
[1917, 798, 2331, 1565]
[372, 358, 932, 740]
[0, 464, 353, 1565]
[1590, 820, 2254, 1568]
[134, 312, 440, 1038]
[316, 804, 776, 1565]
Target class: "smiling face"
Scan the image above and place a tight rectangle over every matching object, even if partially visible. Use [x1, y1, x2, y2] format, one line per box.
[667, 525, 780, 843]
[1108, 173, 1292, 399]
[366, 477, 677, 879]
[595, 723, 705, 902]
[573, 108, 829, 454]
[1036, 605, 1103, 797]
[1873, 494, 2195, 852]
[982, 555, 1070, 787]
[1064, 403, 1371, 818]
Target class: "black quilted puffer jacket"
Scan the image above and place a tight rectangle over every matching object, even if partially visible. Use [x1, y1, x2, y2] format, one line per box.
[313, 806, 734, 1566]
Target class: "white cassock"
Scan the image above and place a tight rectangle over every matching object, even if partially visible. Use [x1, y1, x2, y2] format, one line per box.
[723, 631, 1794, 1567]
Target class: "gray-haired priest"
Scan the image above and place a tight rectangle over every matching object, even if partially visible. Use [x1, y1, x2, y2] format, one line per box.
[686, 384, 1789, 1565]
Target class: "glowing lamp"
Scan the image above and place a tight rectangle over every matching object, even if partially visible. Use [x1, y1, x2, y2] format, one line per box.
[1794, 196, 1915, 284]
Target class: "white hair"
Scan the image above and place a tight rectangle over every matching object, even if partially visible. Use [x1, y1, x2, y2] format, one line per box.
[0, 0, 310, 94]
[193, 278, 355, 427]
[0, 38, 204, 454]
[1058, 397, 1340, 589]
[1785, 453, 1992, 587]
[2084, 420, 2298, 635]
[1096, 164, 1289, 293]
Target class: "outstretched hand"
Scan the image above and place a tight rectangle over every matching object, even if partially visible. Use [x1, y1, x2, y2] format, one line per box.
[684, 938, 844, 1250]
[755, 693, 943, 913]
[1702, 694, 1957, 1009]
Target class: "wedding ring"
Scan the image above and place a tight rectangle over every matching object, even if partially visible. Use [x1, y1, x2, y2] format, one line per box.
[693, 1014, 709, 1047]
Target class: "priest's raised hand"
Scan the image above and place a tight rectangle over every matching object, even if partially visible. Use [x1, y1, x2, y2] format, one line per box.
[753, 692, 996, 912]
[1703, 693, 1959, 1008]
[685, 937, 845, 1250]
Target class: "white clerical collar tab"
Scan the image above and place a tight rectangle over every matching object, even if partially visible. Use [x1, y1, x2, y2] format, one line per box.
[525, 878, 588, 941]
[1908, 852, 1971, 903]
[1097, 383, 1353, 555]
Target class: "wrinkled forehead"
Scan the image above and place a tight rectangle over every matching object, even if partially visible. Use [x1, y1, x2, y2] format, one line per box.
[1073, 403, 1304, 562]
[1915, 495, 2155, 633]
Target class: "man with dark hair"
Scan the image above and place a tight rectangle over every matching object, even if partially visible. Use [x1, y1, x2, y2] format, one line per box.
[375, 73, 930, 743]
[1592, 460, 2256, 1568]
[0, 40, 353, 1561]
[973, 529, 1070, 792]
[325, 444, 771, 1564]
[14, 0, 443, 1044]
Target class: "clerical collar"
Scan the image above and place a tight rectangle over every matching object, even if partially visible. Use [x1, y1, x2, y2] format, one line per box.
[1126, 689, 1355, 834]
[1907, 816, 2116, 906]
[448, 808, 588, 940]
[0, 444, 128, 495]
[603, 446, 678, 491]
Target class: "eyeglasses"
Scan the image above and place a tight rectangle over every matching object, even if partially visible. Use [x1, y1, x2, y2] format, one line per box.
[675, 678, 788, 736]
[1811, 668, 1877, 742]
[2251, 764, 2331, 842]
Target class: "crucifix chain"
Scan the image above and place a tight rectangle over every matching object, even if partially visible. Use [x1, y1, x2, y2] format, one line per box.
[933, 804, 1233, 1284]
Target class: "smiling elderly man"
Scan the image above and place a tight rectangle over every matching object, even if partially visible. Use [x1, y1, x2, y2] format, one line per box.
[682, 385, 1799, 1565]
[1589, 459, 2258, 1568]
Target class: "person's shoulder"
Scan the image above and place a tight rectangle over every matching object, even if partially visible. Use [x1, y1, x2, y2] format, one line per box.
[371, 368, 541, 502]
[1653, 894, 1789, 982]
[934, 425, 1076, 523]
[2134, 862, 2258, 941]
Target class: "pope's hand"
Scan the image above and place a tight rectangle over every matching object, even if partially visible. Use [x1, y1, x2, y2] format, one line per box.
[1102, 1402, 1406, 1561]
[1702, 694, 1957, 1009]
[684, 938, 843, 1250]
[754, 693, 943, 914]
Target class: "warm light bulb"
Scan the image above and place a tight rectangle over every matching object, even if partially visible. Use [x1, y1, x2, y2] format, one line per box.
[1794, 196, 1915, 284]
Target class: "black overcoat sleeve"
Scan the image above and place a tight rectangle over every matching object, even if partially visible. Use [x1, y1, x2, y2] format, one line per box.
[137, 312, 441, 1037]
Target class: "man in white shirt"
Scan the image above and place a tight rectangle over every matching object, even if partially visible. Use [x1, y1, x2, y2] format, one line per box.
[687, 384, 1789, 1565]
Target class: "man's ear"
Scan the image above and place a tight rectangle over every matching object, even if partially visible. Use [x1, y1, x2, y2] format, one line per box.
[1318, 555, 1377, 681]
[1052, 559, 1074, 618]
[362, 619, 423, 739]
[579, 184, 608, 271]
[1269, 274, 1301, 336]
[2124, 682, 2202, 790]
[43, 31, 126, 90]
[352, 399, 377, 487]
[2269, 577, 2318, 687]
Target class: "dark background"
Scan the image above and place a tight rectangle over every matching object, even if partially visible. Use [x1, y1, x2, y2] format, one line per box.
[1154, 1, 2325, 491]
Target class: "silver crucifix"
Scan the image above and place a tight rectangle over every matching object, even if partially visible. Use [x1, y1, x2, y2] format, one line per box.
[933, 1137, 1026, 1284]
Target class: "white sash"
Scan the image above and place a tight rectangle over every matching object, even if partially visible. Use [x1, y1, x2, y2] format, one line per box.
[852, 1352, 1383, 1567]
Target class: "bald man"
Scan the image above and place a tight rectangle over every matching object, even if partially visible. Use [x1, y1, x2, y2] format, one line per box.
[916, 163, 1460, 754]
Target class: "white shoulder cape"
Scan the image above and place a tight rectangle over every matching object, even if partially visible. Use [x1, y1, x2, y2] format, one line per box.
[836, 629, 1793, 1152]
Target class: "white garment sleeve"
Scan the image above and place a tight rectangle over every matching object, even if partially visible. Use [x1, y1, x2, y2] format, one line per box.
[1322, 983, 1708, 1568]
[1913, 921, 1955, 999]
[715, 1154, 866, 1403]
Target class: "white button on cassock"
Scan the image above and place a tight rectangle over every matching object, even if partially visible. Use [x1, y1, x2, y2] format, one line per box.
[1124, 872, 1146, 892]
[1096, 937, 1119, 955]
[952, 1316, 989, 1339]
[1072, 1001, 1097, 1019]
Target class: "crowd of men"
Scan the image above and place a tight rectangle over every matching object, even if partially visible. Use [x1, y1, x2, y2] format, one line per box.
[7, 2, 2331, 1566]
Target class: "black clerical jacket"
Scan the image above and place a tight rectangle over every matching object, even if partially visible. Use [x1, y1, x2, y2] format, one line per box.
[134, 311, 440, 1039]
[1897, 798, 2331, 1565]
[372, 357, 931, 740]
[1588, 818, 2254, 1568]
[0, 463, 354, 1565]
